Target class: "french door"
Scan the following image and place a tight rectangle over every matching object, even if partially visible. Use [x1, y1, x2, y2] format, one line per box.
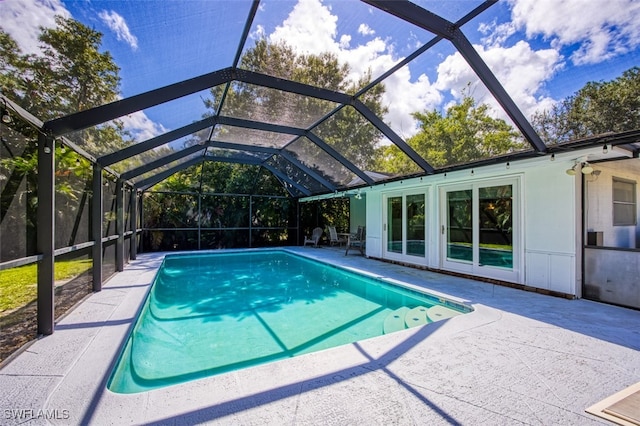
[441, 178, 521, 282]
[384, 192, 426, 264]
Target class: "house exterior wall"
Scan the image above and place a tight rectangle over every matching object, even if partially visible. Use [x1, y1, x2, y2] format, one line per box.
[582, 157, 640, 309]
[349, 195, 367, 234]
[585, 159, 640, 249]
[584, 248, 640, 308]
[360, 150, 588, 297]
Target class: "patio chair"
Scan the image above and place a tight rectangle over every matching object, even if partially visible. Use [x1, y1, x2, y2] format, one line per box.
[327, 226, 347, 247]
[345, 226, 366, 256]
[304, 227, 323, 247]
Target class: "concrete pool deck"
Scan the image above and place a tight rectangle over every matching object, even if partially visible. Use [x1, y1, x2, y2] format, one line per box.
[1, 247, 639, 425]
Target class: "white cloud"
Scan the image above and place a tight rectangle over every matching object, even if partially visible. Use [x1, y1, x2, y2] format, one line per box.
[268, 0, 442, 137]
[435, 40, 561, 120]
[339, 34, 351, 49]
[269, 0, 339, 56]
[0, 0, 70, 55]
[98, 10, 138, 51]
[479, 19, 516, 48]
[250, 24, 266, 40]
[358, 23, 375, 36]
[383, 69, 442, 138]
[508, 0, 640, 65]
[120, 111, 167, 141]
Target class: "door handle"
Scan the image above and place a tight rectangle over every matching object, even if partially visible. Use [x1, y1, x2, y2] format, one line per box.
[384, 223, 387, 231]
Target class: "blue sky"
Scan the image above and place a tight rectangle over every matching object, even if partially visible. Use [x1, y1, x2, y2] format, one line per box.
[1, 0, 639, 142]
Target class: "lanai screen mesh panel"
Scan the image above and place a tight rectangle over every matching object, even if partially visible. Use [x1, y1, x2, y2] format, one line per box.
[218, 82, 339, 129]
[284, 137, 360, 188]
[265, 155, 330, 194]
[175, 126, 218, 152]
[211, 125, 297, 149]
[87, 1, 253, 95]
[241, 0, 439, 85]
[314, 105, 424, 177]
[102, 174, 119, 238]
[12, 0, 635, 197]
[369, 38, 534, 170]
[0, 122, 38, 262]
[206, 147, 274, 162]
[55, 149, 92, 249]
[130, 152, 205, 185]
[63, 89, 219, 162]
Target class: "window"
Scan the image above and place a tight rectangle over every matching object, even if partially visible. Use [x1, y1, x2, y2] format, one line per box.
[613, 178, 637, 226]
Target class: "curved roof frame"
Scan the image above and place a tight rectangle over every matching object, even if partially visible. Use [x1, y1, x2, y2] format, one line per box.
[41, 0, 546, 196]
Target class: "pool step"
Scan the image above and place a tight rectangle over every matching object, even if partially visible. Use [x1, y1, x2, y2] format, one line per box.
[383, 305, 463, 334]
[383, 306, 430, 334]
[382, 307, 410, 334]
[426, 305, 462, 322]
[404, 306, 429, 328]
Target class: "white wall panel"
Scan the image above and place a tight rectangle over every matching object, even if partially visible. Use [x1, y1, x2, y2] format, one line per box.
[365, 191, 382, 258]
[329, 149, 599, 296]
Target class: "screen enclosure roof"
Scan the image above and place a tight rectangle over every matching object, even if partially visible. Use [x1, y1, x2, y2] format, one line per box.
[32, 0, 638, 196]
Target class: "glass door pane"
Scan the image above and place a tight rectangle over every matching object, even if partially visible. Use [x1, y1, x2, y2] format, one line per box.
[479, 185, 513, 268]
[447, 190, 472, 262]
[387, 196, 402, 253]
[406, 194, 425, 256]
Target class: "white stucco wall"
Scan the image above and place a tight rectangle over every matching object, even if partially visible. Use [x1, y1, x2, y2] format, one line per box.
[302, 146, 631, 297]
[585, 159, 640, 249]
[349, 195, 367, 234]
[520, 158, 578, 295]
[359, 151, 585, 296]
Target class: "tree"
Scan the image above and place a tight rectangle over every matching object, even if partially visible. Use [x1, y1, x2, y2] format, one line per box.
[0, 30, 27, 97]
[376, 95, 525, 171]
[202, 39, 388, 178]
[23, 16, 121, 120]
[1, 17, 132, 157]
[0, 17, 130, 260]
[533, 66, 640, 143]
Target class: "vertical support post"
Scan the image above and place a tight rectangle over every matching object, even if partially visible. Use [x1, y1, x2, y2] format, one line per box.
[197, 192, 201, 250]
[576, 170, 584, 298]
[296, 200, 300, 245]
[130, 187, 137, 260]
[249, 195, 253, 248]
[139, 192, 145, 253]
[116, 179, 124, 271]
[37, 133, 55, 335]
[92, 165, 103, 291]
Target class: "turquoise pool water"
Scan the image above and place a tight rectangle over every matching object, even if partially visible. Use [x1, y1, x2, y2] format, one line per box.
[108, 250, 471, 394]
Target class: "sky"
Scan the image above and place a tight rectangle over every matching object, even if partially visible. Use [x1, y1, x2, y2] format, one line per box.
[1, 0, 639, 143]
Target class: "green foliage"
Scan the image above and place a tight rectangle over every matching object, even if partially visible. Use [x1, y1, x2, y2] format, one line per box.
[200, 38, 388, 190]
[30, 16, 120, 117]
[0, 30, 27, 96]
[299, 197, 350, 240]
[376, 95, 525, 171]
[1, 18, 130, 157]
[533, 66, 640, 143]
[144, 39, 375, 248]
[0, 17, 134, 261]
[155, 163, 287, 196]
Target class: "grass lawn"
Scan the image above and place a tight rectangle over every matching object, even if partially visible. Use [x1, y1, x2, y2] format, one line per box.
[0, 259, 92, 314]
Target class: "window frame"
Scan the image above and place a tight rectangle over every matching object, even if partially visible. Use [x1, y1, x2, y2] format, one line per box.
[612, 177, 637, 226]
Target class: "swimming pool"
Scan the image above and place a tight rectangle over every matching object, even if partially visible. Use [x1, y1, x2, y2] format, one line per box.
[108, 250, 472, 394]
